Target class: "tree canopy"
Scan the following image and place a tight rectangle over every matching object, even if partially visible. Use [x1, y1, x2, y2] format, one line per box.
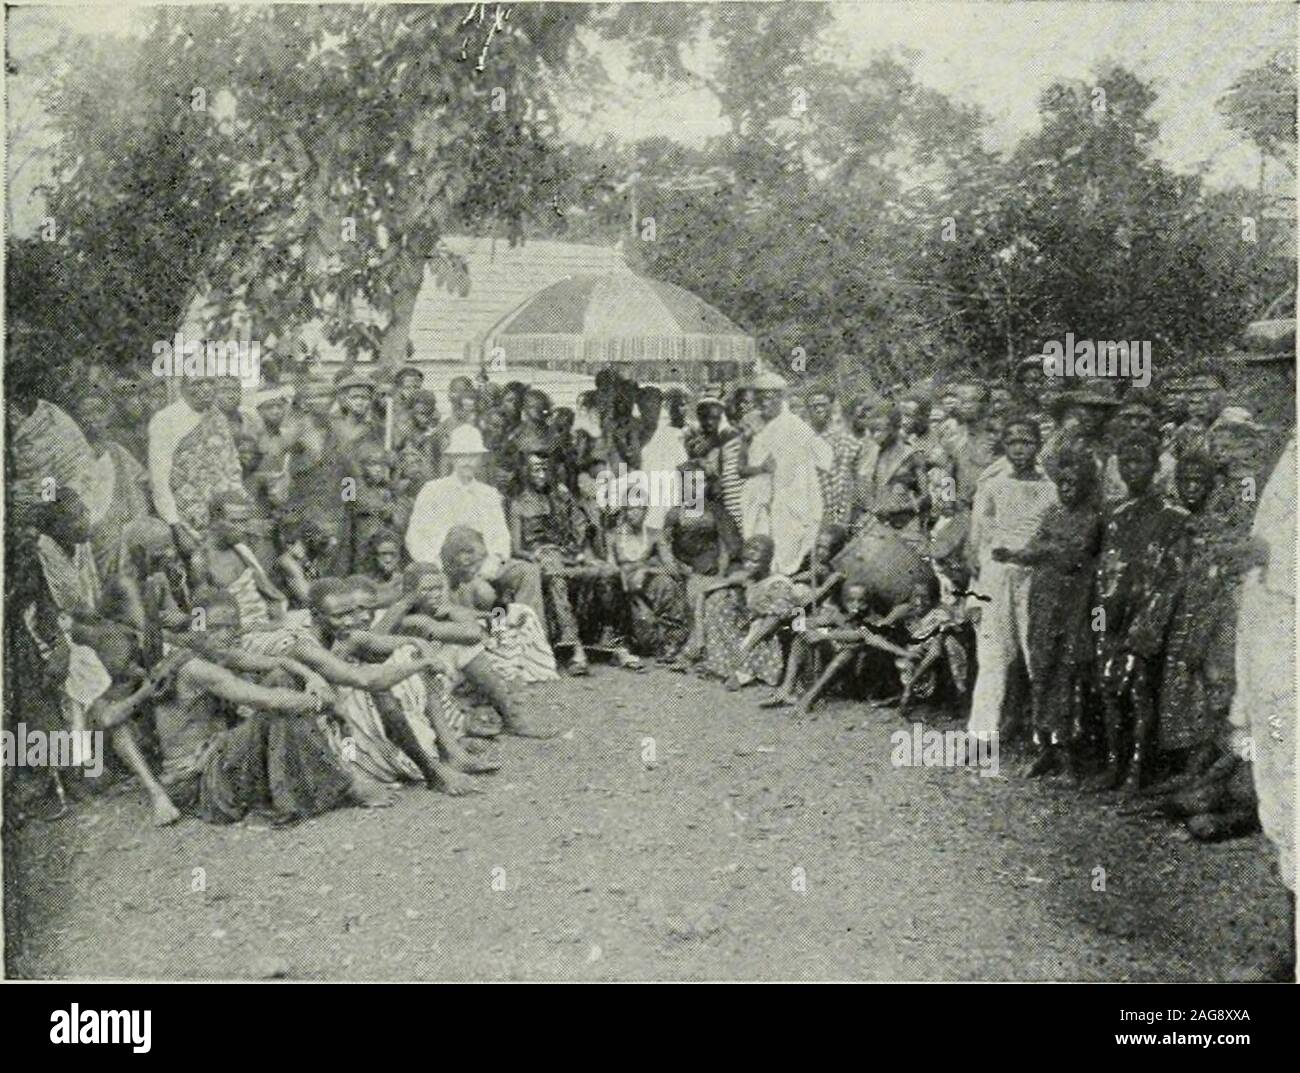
[7, 2, 1294, 393]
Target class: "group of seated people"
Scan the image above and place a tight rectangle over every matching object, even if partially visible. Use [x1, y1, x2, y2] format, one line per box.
[3, 348, 1291, 852]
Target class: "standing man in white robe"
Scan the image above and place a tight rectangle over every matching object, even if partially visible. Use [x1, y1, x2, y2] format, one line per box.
[739, 372, 834, 576]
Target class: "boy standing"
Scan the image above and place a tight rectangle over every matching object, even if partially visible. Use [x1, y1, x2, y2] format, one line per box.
[966, 415, 1058, 737]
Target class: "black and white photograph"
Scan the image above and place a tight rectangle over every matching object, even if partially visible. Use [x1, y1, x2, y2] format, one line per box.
[2, 0, 1296, 994]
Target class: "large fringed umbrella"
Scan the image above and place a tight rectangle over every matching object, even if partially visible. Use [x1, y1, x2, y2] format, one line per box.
[479, 271, 757, 385]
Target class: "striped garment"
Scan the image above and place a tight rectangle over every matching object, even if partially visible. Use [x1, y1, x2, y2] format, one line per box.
[718, 435, 746, 532]
[323, 642, 465, 784]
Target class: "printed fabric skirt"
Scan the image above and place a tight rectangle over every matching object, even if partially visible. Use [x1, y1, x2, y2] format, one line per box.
[480, 604, 559, 684]
[698, 587, 784, 685]
[175, 711, 355, 826]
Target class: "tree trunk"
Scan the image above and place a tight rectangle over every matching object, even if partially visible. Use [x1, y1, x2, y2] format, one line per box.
[378, 248, 427, 369]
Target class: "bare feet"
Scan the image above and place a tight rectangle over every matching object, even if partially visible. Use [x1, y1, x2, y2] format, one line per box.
[427, 765, 484, 796]
[151, 794, 182, 826]
[612, 647, 644, 671]
[567, 648, 589, 676]
[1020, 749, 1057, 778]
[501, 716, 559, 739]
[349, 772, 396, 809]
[445, 747, 502, 775]
[1083, 763, 1121, 793]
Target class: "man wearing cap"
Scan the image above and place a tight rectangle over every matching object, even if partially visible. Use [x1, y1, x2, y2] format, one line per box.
[739, 371, 834, 576]
[1102, 401, 1175, 503]
[688, 394, 727, 462]
[332, 370, 378, 451]
[405, 424, 546, 623]
[1167, 371, 1227, 457]
[252, 385, 295, 475]
[1039, 378, 1118, 482]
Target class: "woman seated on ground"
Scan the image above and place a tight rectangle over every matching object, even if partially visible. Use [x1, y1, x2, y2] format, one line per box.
[654, 462, 743, 662]
[677, 534, 790, 692]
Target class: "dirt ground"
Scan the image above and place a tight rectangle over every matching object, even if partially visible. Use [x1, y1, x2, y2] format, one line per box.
[4, 665, 1291, 981]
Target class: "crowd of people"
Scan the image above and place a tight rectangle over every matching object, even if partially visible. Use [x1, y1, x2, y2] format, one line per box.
[3, 347, 1294, 953]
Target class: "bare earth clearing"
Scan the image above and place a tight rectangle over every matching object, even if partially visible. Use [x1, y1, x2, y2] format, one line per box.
[5, 666, 1287, 981]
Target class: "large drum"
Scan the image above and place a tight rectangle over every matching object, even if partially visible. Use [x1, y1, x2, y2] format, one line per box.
[832, 526, 933, 608]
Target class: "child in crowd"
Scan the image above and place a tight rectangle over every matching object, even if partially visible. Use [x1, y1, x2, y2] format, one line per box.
[364, 528, 405, 606]
[273, 515, 340, 608]
[1152, 451, 1236, 785]
[760, 580, 879, 714]
[894, 572, 970, 715]
[351, 440, 400, 570]
[791, 523, 849, 589]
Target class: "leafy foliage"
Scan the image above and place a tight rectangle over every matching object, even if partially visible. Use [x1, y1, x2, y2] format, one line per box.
[8, 2, 1292, 397]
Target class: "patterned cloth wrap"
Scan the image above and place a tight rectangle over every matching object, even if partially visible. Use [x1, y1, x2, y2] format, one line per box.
[324, 642, 465, 785]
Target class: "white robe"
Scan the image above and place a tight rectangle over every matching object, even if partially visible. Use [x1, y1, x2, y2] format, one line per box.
[639, 423, 688, 531]
[1229, 436, 1295, 892]
[746, 406, 834, 575]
